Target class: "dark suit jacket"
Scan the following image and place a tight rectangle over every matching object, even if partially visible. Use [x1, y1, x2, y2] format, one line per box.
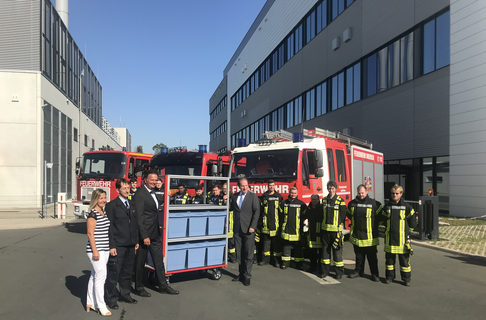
[106, 197, 138, 248]
[134, 184, 161, 240]
[230, 191, 260, 234]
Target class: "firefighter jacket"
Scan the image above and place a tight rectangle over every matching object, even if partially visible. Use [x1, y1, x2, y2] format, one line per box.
[347, 195, 382, 247]
[207, 193, 225, 206]
[227, 210, 234, 238]
[306, 202, 323, 248]
[321, 194, 347, 232]
[280, 197, 307, 242]
[259, 191, 283, 237]
[380, 199, 417, 254]
[170, 191, 190, 205]
[128, 189, 137, 201]
[191, 194, 204, 204]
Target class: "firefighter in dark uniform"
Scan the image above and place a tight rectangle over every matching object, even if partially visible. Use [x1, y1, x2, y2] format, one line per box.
[320, 181, 347, 279]
[379, 184, 417, 286]
[170, 184, 190, 204]
[258, 180, 283, 266]
[154, 177, 165, 204]
[347, 184, 382, 281]
[224, 184, 236, 262]
[207, 185, 225, 205]
[128, 178, 137, 201]
[190, 185, 205, 204]
[280, 186, 307, 270]
[306, 194, 323, 273]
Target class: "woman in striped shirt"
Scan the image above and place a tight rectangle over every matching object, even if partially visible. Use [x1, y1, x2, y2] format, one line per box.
[85, 189, 112, 317]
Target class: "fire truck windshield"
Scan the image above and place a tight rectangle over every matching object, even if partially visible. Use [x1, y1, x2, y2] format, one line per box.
[233, 149, 298, 180]
[82, 153, 127, 179]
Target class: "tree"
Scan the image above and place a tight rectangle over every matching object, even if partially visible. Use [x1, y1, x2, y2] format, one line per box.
[153, 142, 168, 154]
[136, 145, 143, 153]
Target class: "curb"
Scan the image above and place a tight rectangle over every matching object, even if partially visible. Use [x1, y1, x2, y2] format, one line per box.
[411, 240, 486, 260]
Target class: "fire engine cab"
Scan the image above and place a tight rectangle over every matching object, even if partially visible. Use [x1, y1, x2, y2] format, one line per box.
[230, 127, 384, 207]
[73, 150, 153, 218]
[149, 145, 231, 196]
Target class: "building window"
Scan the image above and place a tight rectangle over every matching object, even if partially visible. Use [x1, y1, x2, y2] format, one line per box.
[295, 24, 303, 53]
[84, 134, 88, 147]
[294, 96, 303, 125]
[316, 81, 327, 116]
[346, 62, 361, 105]
[331, 71, 345, 110]
[92, 139, 95, 149]
[287, 33, 295, 60]
[305, 88, 316, 121]
[423, 11, 450, 74]
[332, 0, 345, 20]
[73, 127, 78, 142]
[306, 10, 316, 44]
[400, 32, 414, 83]
[286, 101, 294, 128]
[317, 0, 328, 33]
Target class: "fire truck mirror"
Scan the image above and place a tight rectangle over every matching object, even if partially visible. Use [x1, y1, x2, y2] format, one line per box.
[315, 151, 324, 168]
[316, 168, 324, 178]
[211, 164, 218, 176]
[75, 158, 81, 177]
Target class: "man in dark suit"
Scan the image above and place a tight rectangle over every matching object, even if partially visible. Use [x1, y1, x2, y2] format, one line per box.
[134, 170, 179, 296]
[105, 178, 139, 309]
[230, 177, 260, 286]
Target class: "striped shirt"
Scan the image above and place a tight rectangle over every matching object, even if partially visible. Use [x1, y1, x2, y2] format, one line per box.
[86, 209, 110, 253]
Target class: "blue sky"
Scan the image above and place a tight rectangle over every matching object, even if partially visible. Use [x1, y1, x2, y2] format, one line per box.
[68, 0, 265, 153]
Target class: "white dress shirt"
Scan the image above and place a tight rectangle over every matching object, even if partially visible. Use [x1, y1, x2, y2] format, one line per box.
[237, 192, 247, 209]
[144, 184, 159, 208]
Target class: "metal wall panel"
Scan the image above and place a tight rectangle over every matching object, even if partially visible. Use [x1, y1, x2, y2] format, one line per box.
[0, 0, 40, 71]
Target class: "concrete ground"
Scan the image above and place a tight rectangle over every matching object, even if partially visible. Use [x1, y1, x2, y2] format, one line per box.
[1, 222, 485, 320]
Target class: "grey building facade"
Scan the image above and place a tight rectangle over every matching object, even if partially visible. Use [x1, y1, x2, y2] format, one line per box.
[209, 0, 486, 217]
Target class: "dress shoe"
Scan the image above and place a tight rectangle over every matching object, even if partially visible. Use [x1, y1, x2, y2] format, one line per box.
[335, 273, 343, 280]
[371, 275, 380, 282]
[134, 289, 151, 297]
[243, 278, 250, 286]
[119, 296, 137, 304]
[107, 302, 119, 310]
[232, 277, 241, 282]
[280, 264, 287, 270]
[159, 285, 179, 295]
[348, 271, 359, 279]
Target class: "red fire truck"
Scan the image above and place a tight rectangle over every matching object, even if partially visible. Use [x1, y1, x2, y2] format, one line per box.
[229, 127, 384, 230]
[73, 150, 153, 218]
[149, 146, 232, 196]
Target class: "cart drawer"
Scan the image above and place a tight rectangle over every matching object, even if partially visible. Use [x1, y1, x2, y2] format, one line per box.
[207, 211, 227, 236]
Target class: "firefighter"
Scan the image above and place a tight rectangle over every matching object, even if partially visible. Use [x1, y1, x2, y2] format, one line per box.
[320, 181, 347, 279]
[170, 184, 190, 204]
[190, 185, 205, 204]
[306, 194, 323, 273]
[258, 180, 283, 266]
[379, 184, 417, 286]
[154, 177, 165, 205]
[280, 186, 307, 270]
[128, 178, 137, 201]
[347, 184, 382, 281]
[207, 185, 225, 205]
[227, 208, 236, 262]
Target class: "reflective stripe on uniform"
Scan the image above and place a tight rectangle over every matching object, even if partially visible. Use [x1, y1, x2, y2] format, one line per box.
[400, 266, 411, 272]
[281, 256, 291, 261]
[386, 265, 395, 270]
[334, 261, 344, 267]
[321, 259, 331, 264]
[229, 248, 236, 253]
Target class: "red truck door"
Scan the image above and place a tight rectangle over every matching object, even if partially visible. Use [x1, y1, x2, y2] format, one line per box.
[300, 149, 324, 202]
[325, 141, 352, 203]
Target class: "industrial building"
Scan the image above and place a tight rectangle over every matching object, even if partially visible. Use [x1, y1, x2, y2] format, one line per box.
[209, 0, 486, 217]
[0, 0, 124, 209]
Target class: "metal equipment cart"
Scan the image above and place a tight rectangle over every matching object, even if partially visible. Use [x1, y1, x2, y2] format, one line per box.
[145, 175, 229, 281]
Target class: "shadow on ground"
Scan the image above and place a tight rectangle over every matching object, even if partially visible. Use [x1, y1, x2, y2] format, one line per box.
[65, 270, 90, 307]
[446, 255, 486, 266]
[64, 221, 86, 234]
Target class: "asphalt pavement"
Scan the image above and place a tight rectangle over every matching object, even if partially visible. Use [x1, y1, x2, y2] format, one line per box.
[0, 222, 485, 320]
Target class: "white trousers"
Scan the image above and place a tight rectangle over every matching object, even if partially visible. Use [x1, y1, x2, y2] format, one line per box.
[86, 251, 110, 309]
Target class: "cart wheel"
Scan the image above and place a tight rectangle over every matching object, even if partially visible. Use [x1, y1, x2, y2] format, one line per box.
[210, 268, 222, 280]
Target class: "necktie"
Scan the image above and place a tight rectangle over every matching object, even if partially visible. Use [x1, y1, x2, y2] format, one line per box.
[239, 193, 245, 208]
[124, 200, 129, 209]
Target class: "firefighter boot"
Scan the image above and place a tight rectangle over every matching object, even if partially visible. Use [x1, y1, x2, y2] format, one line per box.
[335, 267, 344, 280]
[258, 255, 270, 266]
[319, 262, 330, 278]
